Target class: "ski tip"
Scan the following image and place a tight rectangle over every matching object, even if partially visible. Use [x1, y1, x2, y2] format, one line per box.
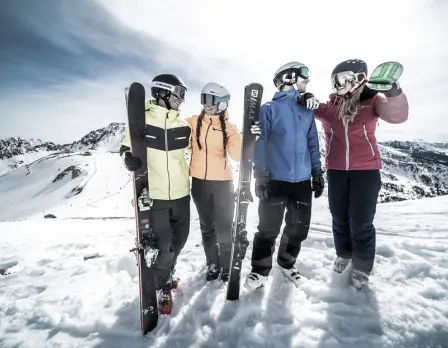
[83, 253, 101, 261]
[245, 82, 263, 89]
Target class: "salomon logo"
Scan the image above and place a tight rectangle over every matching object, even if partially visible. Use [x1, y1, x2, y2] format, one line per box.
[251, 90, 258, 97]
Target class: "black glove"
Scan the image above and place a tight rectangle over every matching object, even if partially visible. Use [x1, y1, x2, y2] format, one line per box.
[384, 81, 402, 97]
[254, 170, 269, 200]
[124, 152, 142, 172]
[301, 92, 320, 110]
[312, 169, 325, 198]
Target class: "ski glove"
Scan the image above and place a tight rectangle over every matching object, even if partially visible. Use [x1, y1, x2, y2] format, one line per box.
[254, 170, 269, 200]
[302, 92, 320, 110]
[124, 152, 142, 172]
[311, 169, 325, 199]
[250, 121, 261, 136]
[384, 81, 402, 97]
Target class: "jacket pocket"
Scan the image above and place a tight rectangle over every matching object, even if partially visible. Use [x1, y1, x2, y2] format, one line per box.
[363, 125, 375, 157]
[327, 128, 334, 157]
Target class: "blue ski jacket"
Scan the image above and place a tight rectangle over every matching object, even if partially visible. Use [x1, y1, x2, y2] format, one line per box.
[253, 90, 321, 182]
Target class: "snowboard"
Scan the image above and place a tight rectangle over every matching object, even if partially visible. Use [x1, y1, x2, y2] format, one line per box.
[125, 82, 159, 335]
[226, 82, 264, 301]
[366, 61, 403, 91]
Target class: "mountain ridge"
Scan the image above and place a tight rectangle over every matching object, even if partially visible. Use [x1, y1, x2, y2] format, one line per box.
[1, 122, 447, 203]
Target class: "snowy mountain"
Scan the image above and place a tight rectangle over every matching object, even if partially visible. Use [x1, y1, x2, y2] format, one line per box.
[64, 122, 126, 152]
[0, 137, 64, 175]
[1, 122, 448, 203]
[0, 150, 447, 348]
[315, 132, 448, 202]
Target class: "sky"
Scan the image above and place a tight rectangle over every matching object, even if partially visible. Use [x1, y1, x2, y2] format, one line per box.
[0, 0, 447, 143]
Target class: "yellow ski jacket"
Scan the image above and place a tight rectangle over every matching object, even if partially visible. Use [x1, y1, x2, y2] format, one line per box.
[120, 101, 192, 200]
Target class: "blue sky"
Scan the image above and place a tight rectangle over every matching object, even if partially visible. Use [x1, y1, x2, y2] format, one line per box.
[0, 0, 447, 143]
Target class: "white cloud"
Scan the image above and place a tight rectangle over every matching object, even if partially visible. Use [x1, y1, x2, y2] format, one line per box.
[100, 0, 448, 142]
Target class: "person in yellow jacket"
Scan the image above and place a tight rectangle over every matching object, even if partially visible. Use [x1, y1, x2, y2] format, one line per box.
[120, 74, 192, 315]
[185, 82, 242, 282]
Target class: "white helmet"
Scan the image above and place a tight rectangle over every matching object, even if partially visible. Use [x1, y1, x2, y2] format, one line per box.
[273, 61, 309, 90]
[200, 82, 231, 112]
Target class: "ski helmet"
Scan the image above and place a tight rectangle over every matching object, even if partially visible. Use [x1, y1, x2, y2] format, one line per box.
[273, 62, 309, 90]
[331, 59, 368, 94]
[200, 82, 231, 112]
[150, 74, 187, 101]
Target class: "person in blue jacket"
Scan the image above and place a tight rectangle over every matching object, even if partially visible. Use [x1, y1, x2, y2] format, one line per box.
[244, 61, 325, 290]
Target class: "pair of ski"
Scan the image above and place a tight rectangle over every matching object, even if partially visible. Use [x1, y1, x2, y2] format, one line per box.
[124, 82, 264, 335]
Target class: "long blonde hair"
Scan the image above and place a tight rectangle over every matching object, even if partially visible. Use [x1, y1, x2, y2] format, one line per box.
[338, 85, 365, 125]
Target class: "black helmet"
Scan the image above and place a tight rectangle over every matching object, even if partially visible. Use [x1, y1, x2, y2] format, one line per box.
[332, 59, 367, 77]
[150, 74, 187, 100]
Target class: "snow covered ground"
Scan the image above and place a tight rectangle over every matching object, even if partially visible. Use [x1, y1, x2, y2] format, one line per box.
[0, 152, 447, 348]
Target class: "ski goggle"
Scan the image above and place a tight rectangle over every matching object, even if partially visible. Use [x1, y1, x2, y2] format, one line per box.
[282, 66, 309, 83]
[151, 81, 186, 99]
[200, 93, 230, 106]
[331, 72, 367, 90]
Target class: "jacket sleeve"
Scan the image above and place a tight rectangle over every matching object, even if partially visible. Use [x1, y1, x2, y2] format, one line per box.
[184, 118, 193, 158]
[313, 103, 325, 122]
[374, 92, 409, 124]
[307, 117, 322, 172]
[253, 103, 271, 175]
[119, 127, 131, 162]
[226, 123, 242, 161]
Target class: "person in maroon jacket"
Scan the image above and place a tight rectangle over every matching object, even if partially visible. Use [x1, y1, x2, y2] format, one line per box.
[314, 59, 409, 289]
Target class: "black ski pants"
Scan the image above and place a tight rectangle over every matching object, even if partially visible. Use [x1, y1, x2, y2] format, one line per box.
[327, 169, 381, 274]
[150, 195, 190, 290]
[251, 179, 312, 276]
[191, 177, 235, 271]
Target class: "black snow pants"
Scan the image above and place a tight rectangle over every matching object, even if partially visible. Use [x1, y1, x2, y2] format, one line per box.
[251, 179, 312, 276]
[191, 177, 235, 272]
[150, 194, 190, 290]
[327, 169, 381, 274]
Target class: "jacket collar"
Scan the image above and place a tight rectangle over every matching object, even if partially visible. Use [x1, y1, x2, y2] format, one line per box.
[201, 109, 229, 126]
[146, 101, 180, 122]
[272, 90, 301, 102]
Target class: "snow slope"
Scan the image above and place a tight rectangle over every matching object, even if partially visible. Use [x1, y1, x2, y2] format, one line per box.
[0, 152, 447, 348]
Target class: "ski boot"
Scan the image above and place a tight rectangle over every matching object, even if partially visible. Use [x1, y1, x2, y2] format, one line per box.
[351, 269, 369, 290]
[280, 266, 302, 288]
[244, 272, 267, 290]
[220, 268, 229, 283]
[206, 263, 220, 281]
[157, 289, 173, 315]
[333, 257, 350, 273]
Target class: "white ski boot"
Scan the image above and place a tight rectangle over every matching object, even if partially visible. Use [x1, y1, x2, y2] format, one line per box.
[333, 257, 350, 273]
[244, 272, 268, 290]
[351, 269, 369, 290]
[280, 266, 302, 288]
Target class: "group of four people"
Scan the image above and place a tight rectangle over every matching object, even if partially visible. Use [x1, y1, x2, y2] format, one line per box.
[120, 58, 409, 314]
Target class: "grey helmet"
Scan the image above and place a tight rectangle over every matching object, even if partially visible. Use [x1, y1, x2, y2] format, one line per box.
[200, 82, 231, 112]
[273, 62, 309, 90]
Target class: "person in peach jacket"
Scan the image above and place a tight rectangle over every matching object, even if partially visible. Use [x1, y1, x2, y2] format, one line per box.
[185, 82, 242, 282]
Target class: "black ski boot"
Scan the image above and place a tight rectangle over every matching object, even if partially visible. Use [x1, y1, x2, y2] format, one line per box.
[206, 263, 220, 281]
[220, 268, 229, 283]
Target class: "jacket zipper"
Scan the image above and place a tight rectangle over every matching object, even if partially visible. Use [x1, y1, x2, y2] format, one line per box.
[165, 114, 171, 200]
[363, 125, 375, 156]
[344, 122, 350, 170]
[327, 128, 334, 157]
[204, 123, 211, 180]
[293, 108, 298, 181]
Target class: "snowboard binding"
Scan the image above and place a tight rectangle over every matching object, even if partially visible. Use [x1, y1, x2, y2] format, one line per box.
[138, 187, 153, 211]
